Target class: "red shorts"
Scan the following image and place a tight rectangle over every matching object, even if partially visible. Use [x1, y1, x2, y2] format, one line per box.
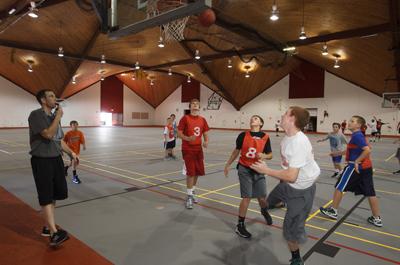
[182, 150, 205, 177]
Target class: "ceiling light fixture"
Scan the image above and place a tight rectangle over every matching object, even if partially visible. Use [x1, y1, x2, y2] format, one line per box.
[27, 63, 33, 72]
[100, 75, 105, 81]
[158, 36, 165, 48]
[333, 54, 341, 68]
[168, 68, 172, 75]
[270, 1, 279, 21]
[244, 65, 250, 78]
[135, 61, 140, 70]
[58, 46, 64, 57]
[194, 49, 200, 60]
[100, 54, 106, 64]
[72, 76, 76, 85]
[283, 46, 296, 52]
[227, 59, 233, 68]
[8, 8, 16, 15]
[150, 79, 154, 86]
[321, 43, 328, 56]
[187, 75, 191, 83]
[28, 1, 38, 18]
[131, 73, 136, 80]
[299, 0, 307, 40]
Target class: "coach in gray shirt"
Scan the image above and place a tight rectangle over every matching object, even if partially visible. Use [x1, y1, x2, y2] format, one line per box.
[28, 89, 77, 247]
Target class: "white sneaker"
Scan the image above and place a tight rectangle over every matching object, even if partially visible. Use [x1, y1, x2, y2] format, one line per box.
[185, 195, 193, 209]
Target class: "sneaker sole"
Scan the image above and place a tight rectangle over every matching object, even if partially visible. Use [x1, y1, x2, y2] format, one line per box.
[49, 235, 69, 247]
[41, 233, 50, 237]
[368, 219, 383, 227]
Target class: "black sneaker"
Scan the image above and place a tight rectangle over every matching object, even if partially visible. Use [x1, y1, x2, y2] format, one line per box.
[49, 229, 69, 247]
[320, 206, 338, 220]
[331, 172, 339, 178]
[235, 223, 252, 238]
[41, 226, 50, 237]
[261, 208, 273, 225]
[290, 257, 305, 265]
[393, 170, 400, 175]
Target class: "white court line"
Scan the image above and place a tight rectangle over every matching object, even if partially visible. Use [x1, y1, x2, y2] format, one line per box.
[0, 149, 12, 155]
[385, 152, 396, 162]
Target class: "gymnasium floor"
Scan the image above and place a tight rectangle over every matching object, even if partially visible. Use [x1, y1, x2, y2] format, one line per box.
[0, 127, 399, 265]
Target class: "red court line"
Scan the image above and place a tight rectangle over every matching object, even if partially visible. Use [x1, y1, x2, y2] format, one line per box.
[81, 166, 400, 265]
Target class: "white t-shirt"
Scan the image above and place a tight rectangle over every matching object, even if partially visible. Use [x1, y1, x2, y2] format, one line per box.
[280, 131, 320, 189]
[369, 121, 377, 133]
[163, 126, 175, 142]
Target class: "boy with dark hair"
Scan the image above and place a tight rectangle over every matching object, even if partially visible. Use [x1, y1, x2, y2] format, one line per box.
[251, 106, 320, 265]
[320, 115, 382, 227]
[178, 99, 210, 209]
[29, 89, 77, 246]
[64, 120, 86, 184]
[317, 122, 347, 178]
[224, 115, 273, 239]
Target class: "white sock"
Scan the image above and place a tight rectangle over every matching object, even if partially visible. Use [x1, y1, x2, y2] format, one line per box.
[192, 186, 196, 194]
[187, 188, 193, 196]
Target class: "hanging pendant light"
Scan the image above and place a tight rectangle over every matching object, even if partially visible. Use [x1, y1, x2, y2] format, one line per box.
[270, 1, 279, 21]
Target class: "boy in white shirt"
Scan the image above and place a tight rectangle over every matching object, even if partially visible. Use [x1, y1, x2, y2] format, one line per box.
[251, 106, 320, 265]
[163, 117, 176, 160]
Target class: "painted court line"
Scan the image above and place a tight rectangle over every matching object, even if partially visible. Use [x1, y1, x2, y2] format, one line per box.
[80, 161, 400, 255]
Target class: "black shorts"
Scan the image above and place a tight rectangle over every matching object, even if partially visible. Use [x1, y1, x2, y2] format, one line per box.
[334, 165, 376, 196]
[31, 156, 68, 206]
[166, 139, 176, 149]
[371, 132, 377, 136]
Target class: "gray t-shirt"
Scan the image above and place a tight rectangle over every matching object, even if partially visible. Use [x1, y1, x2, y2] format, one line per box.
[327, 133, 347, 152]
[28, 108, 64, 157]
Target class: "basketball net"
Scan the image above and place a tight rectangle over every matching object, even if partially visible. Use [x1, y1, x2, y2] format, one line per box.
[147, 0, 189, 43]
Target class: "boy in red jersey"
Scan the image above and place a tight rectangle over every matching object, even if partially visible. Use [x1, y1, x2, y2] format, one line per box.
[177, 99, 210, 209]
[224, 115, 273, 238]
[320, 115, 382, 227]
[163, 117, 176, 160]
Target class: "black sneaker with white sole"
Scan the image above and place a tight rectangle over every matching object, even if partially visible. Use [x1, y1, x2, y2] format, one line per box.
[41, 226, 50, 237]
[261, 208, 273, 225]
[367, 216, 383, 227]
[319, 206, 338, 220]
[235, 223, 252, 239]
[49, 229, 69, 247]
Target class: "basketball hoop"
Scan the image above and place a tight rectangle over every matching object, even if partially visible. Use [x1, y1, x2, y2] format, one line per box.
[147, 0, 189, 43]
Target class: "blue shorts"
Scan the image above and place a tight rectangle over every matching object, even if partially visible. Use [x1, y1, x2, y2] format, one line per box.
[335, 164, 376, 196]
[331, 155, 342, 164]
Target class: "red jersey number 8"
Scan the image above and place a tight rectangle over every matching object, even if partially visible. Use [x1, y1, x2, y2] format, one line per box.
[193, 127, 201, 137]
[245, 147, 257, 158]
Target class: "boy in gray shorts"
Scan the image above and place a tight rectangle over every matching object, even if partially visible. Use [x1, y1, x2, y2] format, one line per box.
[224, 115, 273, 239]
[251, 107, 320, 265]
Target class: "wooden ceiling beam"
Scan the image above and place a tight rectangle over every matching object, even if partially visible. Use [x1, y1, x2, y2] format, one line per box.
[389, 0, 400, 91]
[287, 23, 391, 47]
[179, 41, 241, 110]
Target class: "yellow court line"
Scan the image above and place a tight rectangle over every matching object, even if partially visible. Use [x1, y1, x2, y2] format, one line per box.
[306, 200, 333, 222]
[80, 158, 400, 241]
[376, 189, 400, 196]
[385, 152, 396, 162]
[199, 183, 240, 197]
[81, 162, 400, 253]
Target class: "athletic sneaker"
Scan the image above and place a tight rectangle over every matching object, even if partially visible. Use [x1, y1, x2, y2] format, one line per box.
[72, 175, 81, 184]
[367, 216, 383, 227]
[393, 170, 400, 174]
[290, 257, 305, 265]
[261, 208, 273, 225]
[319, 206, 338, 220]
[185, 195, 194, 209]
[192, 190, 199, 204]
[235, 223, 252, 238]
[49, 229, 69, 247]
[331, 172, 339, 178]
[41, 226, 50, 237]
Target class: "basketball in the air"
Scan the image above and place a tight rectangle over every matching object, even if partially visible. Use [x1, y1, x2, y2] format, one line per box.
[198, 9, 216, 27]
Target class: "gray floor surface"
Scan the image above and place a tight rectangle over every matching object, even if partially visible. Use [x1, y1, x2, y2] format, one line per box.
[0, 127, 399, 265]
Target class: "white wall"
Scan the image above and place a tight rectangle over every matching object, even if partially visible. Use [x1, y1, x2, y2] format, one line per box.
[154, 72, 399, 135]
[123, 85, 155, 126]
[61, 82, 101, 127]
[0, 76, 38, 127]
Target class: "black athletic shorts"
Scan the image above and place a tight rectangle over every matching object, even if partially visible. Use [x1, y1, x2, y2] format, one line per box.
[335, 165, 376, 196]
[31, 156, 68, 206]
[166, 139, 176, 149]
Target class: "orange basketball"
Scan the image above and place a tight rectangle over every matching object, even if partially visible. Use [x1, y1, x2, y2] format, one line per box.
[198, 9, 216, 27]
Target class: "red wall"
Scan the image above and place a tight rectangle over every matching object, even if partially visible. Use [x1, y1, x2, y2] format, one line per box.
[289, 60, 324, 98]
[181, 79, 200, 102]
[101, 76, 123, 113]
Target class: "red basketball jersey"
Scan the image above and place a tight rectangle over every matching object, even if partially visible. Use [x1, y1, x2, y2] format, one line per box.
[239, 131, 269, 167]
[178, 114, 209, 151]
